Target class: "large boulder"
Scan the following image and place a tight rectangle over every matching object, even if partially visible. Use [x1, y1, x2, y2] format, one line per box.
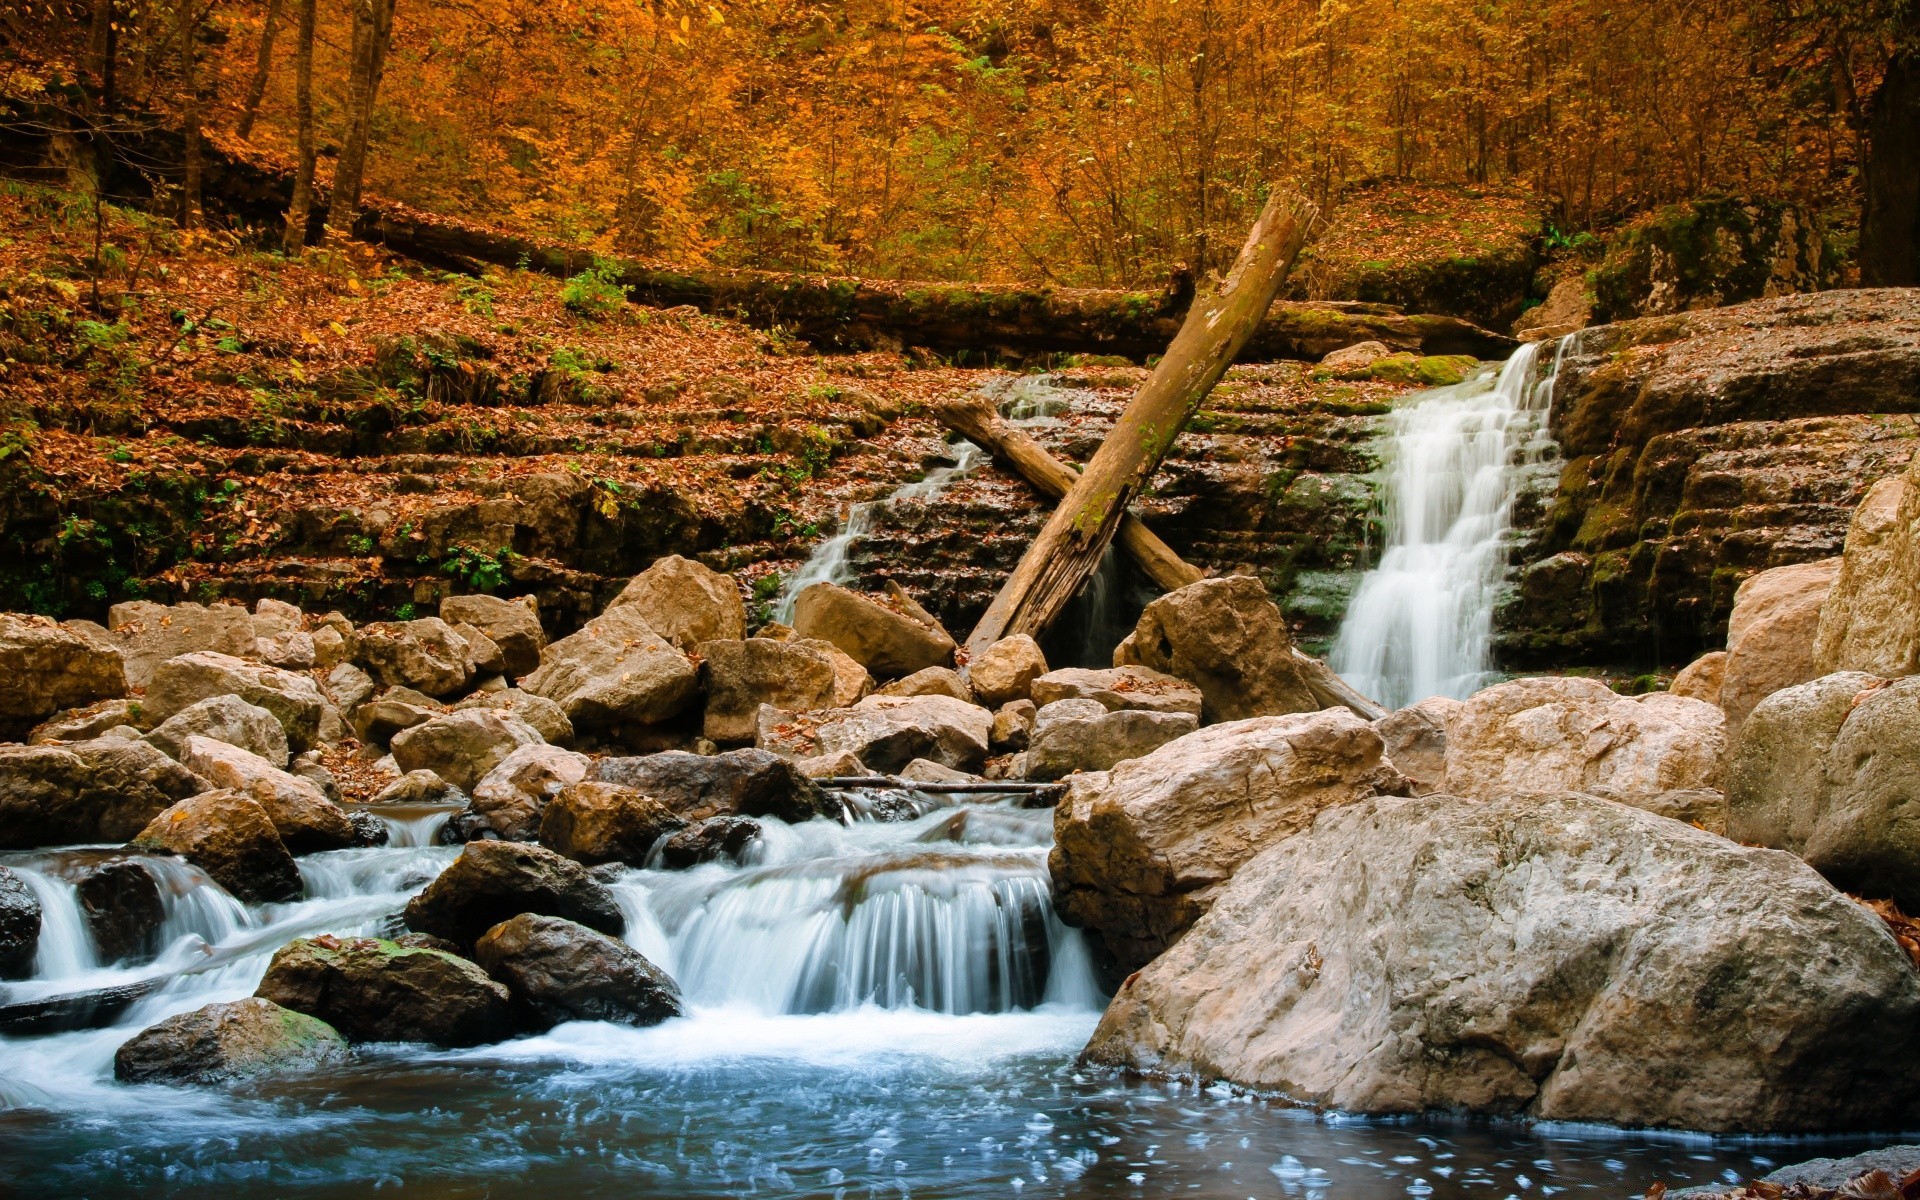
[176, 736, 356, 853]
[791, 581, 956, 678]
[967, 635, 1048, 708]
[876, 666, 973, 703]
[589, 748, 827, 824]
[354, 618, 475, 698]
[74, 858, 165, 964]
[460, 744, 590, 842]
[1113, 576, 1318, 722]
[1372, 696, 1460, 796]
[144, 652, 327, 754]
[521, 605, 699, 731]
[451, 688, 573, 745]
[0, 613, 127, 734]
[390, 710, 544, 794]
[1720, 558, 1841, 732]
[1029, 666, 1204, 717]
[1051, 709, 1402, 980]
[130, 790, 302, 903]
[350, 687, 442, 747]
[113, 997, 348, 1084]
[29, 697, 143, 745]
[1082, 792, 1920, 1133]
[104, 601, 253, 689]
[403, 840, 624, 949]
[538, 781, 686, 866]
[1441, 677, 1725, 803]
[1815, 467, 1920, 677]
[0, 865, 40, 979]
[1025, 699, 1197, 781]
[441, 594, 546, 678]
[760, 695, 993, 774]
[256, 935, 512, 1047]
[145, 695, 290, 768]
[697, 638, 840, 743]
[657, 815, 762, 868]
[0, 739, 208, 848]
[607, 554, 746, 651]
[1670, 651, 1728, 705]
[474, 914, 685, 1029]
[795, 637, 874, 707]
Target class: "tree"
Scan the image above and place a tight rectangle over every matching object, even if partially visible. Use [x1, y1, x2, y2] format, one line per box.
[325, 0, 397, 240]
[281, 0, 317, 254]
[176, 0, 205, 229]
[1862, 41, 1919, 284]
[236, 0, 284, 141]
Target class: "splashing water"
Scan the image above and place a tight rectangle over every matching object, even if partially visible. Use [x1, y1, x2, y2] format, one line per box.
[1330, 338, 1567, 710]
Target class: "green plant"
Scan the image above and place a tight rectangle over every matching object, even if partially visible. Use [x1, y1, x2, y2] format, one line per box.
[395, 602, 418, 621]
[441, 545, 515, 592]
[561, 259, 628, 320]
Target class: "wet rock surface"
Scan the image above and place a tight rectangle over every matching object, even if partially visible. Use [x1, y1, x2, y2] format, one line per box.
[538, 781, 686, 866]
[256, 935, 512, 1047]
[590, 748, 827, 824]
[0, 740, 209, 849]
[130, 789, 303, 904]
[403, 840, 625, 949]
[113, 997, 349, 1085]
[474, 913, 685, 1029]
[73, 858, 166, 964]
[0, 864, 40, 979]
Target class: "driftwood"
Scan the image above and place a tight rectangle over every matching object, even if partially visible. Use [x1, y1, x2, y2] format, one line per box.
[1291, 648, 1390, 720]
[966, 192, 1317, 655]
[0, 979, 161, 1036]
[816, 776, 1067, 797]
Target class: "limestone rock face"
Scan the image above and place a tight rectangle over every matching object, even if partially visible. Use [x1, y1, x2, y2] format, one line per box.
[403, 840, 625, 949]
[1029, 666, 1203, 717]
[791, 581, 956, 679]
[461, 743, 591, 841]
[355, 618, 476, 698]
[0, 865, 40, 979]
[522, 605, 699, 731]
[607, 554, 745, 651]
[256, 936, 512, 1047]
[538, 781, 686, 866]
[0, 613, 127, 734]
[1051, 710, 1401, 979]
[1372, 696, 1460, 795]
[698, 638, 840, 743]
[390, 710, 544, 794]
[877, 665, 973, 702]
[1670, 651, 1728, 705]
[131, 790, 303, 903]
[0, 740, 208, 848]
[1720, 558, 1840, 731]
[145, 695, 290, 768]
[1025, 699, 1198, 781]
[113, 997, 348, 1085]
[765, 695, 993, 774]
[451, 688, 574, 745]
[177, 736, 356, 853]
[1114, 576, 1318, 723]
[1726, 671, 1881, 856]
[474, 913, 685, 1029]
[1441, 677, 1725, 803]
[144, 652, 327, 754]
[590, 748, 827, 824]
[1815, 468, 1920, 677]
[967, 636, 1048, 708]
[1081, 792, 1920, 1134]
[441, 594, 546, 678]
[104, 601, 253, 689]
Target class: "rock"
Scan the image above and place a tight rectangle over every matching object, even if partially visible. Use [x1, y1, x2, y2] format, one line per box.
[370, 770, 467, 806]
[1113, 577, 1318, 722]
[1440, 677, 1725, 803]
[145, 695, 290, 768]
[1051, 709, 1402, 979]
[521, 605, 699, 731]
[770, 695, 993, 774]
[538, 781, 686, 866]
[1636, 788, 1730, 834]
[590, 748, 827, 824]
[104, 601, 253, 689]
[310, 626, 350, 671]
[322, 662, 376, 715]
[1815, 468, 1920, 677]
[877, 666, 973, 702]
[0, 613, 127, 734]
[656, 815, 762, 868]
[451, 688, 574, 745]
[473, 913, 684, 1029]
[1081, 792, 1920, 1133]
[990, 699, 1036, 753]
[250, 598, 304, 639]
[607, 554, 746, 651]
[1372, 696, 1459, 796]
[354, 618, 476, 698]
[0, 865, 40, 979]
[346, 809, 389, 847]
[113, 997, 348, 1085]
[1588, 196, 1831, 323]
[441, 594, 547, 678]
[794, 638, 874, 706]
[1512, 275, 1592, 341]
[403, 840, 624, 949]
[288, 752, 342, 803]
[899, 758, 980, 784]
[966, 636, 1049, 708]
[130, 790, 303, 903]
[1670, 651, 1728, 705]
[1318, 339, 1391, 374]
[255, 629, 316, 670]
[1698, 1146, 1920, 1197]
[29, 698, 145, 745]
[74, 858, 165, 964]
[1720, 558, 1841, 731]
[1029, 666, 1204, 717]
[790, 581, 956, 678]
[1727, 671, 1882, 862]
[463, 744, 591, 841]
[390, 710, 544, 794]
[145, 652, 327, 754]
[351, 687, 442, 747]
[795, 749, 866, 779]
[0, 739, 209, 849]
[177, 736, 356, 853]
[1026, 699, 1198, 781]
[450, 622, 506, 676]
[697, 638, 840, 743]
[256, 935, 511, 1047]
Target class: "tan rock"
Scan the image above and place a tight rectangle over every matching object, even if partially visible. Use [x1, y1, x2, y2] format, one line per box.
[792, 638, 872, 706]
[1026, 699, 1197, 781]
[1318, 339, 1392, 374]
[1815, 470, 1920, 677]
[1512, 275, 1593, 341]
[1113, 576, 1318, 723]
[1721, 558, 1841, 732]
[0, 613, 127, 732]
[795, 749, 866, 779]
[607, 554, 745, 651]
[145, 694, 290, 768]
[131, 790, 302, 903]
[440, 594, 546, 678]
[355, 618, 476, 699]
[390, 710, 545, 793]
[877, 666, 972, 703]
[1372, 695, 1460, 795]
[105, 601, 253, 688]
[698, 638, 840, 743]
[451, 688, 574, 745]
[967, 635, 1048, 708]
[791, 581, 955, 679]
[464, 744, 591, 841]
[450, 622, 506, 676]
[538, 781, 686, 866]
[1670, 651, 1728, 705]
[990, 699, 1036, 752]
[768, 694, 992, 774]
[522, 606, 698, 731]
[1029, 666, 1203, 716]
[145, 652, 327, 754]
[177, 735, 356, 853]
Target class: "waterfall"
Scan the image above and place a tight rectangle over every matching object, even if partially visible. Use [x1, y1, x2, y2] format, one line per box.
[1329, 338, 1566, 710]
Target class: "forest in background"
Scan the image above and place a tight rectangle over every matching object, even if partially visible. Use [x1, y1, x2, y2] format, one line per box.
[1, 0, 1914, 288]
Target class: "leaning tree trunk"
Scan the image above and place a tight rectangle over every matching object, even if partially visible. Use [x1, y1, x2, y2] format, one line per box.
[281, 0, 317, 254]
[326, 0, 395, 240]
[236, 0, 284, 141]
[964, 192, 1316, 656]
[1862, 48, 1920, 287]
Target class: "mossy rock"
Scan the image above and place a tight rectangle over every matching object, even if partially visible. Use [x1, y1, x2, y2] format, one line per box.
[1588, 195, 1832, 322]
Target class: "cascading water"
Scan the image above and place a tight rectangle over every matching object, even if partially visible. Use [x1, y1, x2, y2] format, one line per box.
[1330, 338, 1567, 710]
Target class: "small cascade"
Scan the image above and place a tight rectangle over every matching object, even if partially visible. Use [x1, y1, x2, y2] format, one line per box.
[359, 802, 463, 847]
[1330, 338, 1566, 710]
[12, 868, 97, 980]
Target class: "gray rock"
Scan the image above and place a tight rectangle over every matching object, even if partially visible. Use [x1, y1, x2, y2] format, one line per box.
[474, 913, 684, 1029]
[74, 858, 164, 964]
[403, 841, 624, 949]
[1796, 675, 1920, 908]
[441, 594, 546, 678]
[0, 865, 40, 979]
[104, 601, 252, 689]
[113, 997, 348, 1084]
[256, 935, 511, 1047]
[1372, 696, 1459, 796]
[1025, 699, 1198, 781]
[657, 815, 762, 868]
[145, 695, 290, 768]
[144, 652, 327, 754]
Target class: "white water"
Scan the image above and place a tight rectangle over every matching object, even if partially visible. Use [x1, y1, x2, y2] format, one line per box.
[1330, 339, 1566, 710]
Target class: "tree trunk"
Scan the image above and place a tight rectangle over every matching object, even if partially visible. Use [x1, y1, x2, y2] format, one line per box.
[88, 0, 116, 108]
[964, 192, 1316, 655]
[281, 0, 317, 254]
[177, 0, 203, 229]
[236, 0, 285, 142]
[1861, 48, 1920, 287]
[326, 0, 396, 240]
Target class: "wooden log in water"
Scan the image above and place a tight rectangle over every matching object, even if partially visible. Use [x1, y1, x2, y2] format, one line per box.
[0, 978, 162, 1036]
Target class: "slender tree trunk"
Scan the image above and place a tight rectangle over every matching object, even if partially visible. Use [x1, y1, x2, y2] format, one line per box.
[177, 0, 203, 229]
[326, 0, 396, 240]
[89, 0, 116, 108]
[281, 0, 317, 254]
[1861, 49, 1920, 287]
[236, 0, 285, 141]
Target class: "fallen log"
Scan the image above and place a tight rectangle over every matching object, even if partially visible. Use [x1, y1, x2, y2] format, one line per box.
[1291, 648, 1390, 721]
[0, 978, 161, 1036]
[966, 192, 1317, 655]
[815, 776, 1067, 796]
